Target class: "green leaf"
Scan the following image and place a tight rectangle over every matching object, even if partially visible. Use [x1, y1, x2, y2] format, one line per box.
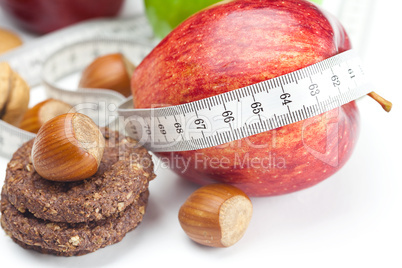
[144, 0, 324, 39]
[144, 0, 222, 39]
[309, 0, 323, 5]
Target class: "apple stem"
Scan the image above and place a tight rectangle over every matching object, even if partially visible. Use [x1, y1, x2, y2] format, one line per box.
[367, 92, 392, 112]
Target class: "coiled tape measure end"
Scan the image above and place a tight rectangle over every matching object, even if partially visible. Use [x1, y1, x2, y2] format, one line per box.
[0, 16, 155, 159]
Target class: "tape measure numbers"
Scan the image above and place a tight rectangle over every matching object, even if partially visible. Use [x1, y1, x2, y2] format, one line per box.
[119, 49, 372, 152]
[0, 15, 372, 158]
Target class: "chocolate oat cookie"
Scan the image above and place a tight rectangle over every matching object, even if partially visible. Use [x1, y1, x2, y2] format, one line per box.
[4, 128, 155, 223]
[1, 189, 149, 256]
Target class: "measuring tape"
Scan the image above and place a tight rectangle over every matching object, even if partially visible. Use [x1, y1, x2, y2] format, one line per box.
[119, 49, 371, 151]
[0, 15, 156, 158]
[0, 15, 373, 158]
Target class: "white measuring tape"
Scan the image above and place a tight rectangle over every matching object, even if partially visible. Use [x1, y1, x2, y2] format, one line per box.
[119, 49, 371, 151]
[0, 15, 373, 158]
[0, 16, 156, 158]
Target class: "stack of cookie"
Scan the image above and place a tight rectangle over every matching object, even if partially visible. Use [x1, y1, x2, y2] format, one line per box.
[0, 128, 155, 256]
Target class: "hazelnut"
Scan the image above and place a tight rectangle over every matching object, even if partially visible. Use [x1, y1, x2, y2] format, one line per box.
[31, 113, 105, 182]
[0, 62, 30, 126]
[79, 53, 136, 97]
[178, 183, 253, 248]
[20, 98, 74, 134]
[0, 62, 12, 113]
[0, 28, 22, 55]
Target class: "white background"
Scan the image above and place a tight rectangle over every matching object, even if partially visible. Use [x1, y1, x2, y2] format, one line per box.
[0, 0, 401, 267]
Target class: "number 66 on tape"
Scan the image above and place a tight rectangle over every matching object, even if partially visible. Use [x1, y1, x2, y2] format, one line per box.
[118, 49, 373, 152]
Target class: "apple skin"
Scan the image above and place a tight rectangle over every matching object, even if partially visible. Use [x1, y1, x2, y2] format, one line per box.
[132, 0, 360, 196]
[0, 0, 124, 34]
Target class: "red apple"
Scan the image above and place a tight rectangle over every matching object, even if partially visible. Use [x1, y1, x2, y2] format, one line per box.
[0, 0, 124, 34]
[131, 0, 360, 196]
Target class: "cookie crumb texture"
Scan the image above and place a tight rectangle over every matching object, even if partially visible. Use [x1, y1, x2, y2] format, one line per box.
[1, 189, 149, 256]
[4, 128, 155, 223]
[0, 128, 155, 256]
